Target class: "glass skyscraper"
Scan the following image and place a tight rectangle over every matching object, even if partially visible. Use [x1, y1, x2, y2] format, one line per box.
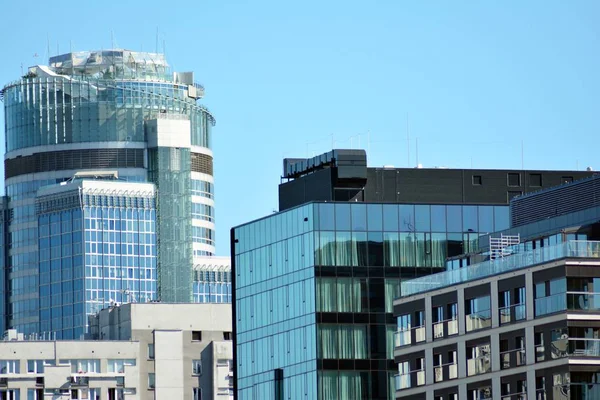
[232, 202, 508, 400]
[0, 49, 216, 335]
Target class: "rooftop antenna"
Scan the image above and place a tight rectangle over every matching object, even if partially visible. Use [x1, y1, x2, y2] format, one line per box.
[406, 113, 410, 168]
[416, 137, 419, 168]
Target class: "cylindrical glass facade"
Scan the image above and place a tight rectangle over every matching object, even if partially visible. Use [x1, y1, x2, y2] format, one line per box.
[1, 50, 216, 334]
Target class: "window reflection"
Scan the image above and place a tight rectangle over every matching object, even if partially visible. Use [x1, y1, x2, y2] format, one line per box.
[415, 205, 431, 232]
[351, 204, 367, 231]
[383, 205, 399, 232]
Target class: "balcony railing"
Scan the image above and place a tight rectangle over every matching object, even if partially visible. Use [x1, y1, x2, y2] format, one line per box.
[499, 303, 526, 324]
[395, 325, 425, 347]
[401, 241, 600, 297]
[433, 318, 458, 339]
[500, 348, 526, 369]
[501, 391, 527, 400]
[569, 338, 600, 357]
[434, 362, 457, 383]
[466, 310, 492, 332]
[535, 293, 567, 316]
[567, 292, 600, 311]
[394, 370, 425, 391]
[467, 354, 491, 376]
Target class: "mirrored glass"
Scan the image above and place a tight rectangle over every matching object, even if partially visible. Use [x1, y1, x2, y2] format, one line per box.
[335, 204, 351, 231]
[351, 204, 367, 231]
[318, 204, 335, 231]
[478, 206, 494, 233]
[494, 206, 510, 231]
[415, 205, 431, 232]
[431, 205, 446, 232]
[399, 205, 415, 232]
[367, 204, 383, 231]
[446, 205, 462, 233]
[382, 205, 399, 232]
[463, 206, 478, 232]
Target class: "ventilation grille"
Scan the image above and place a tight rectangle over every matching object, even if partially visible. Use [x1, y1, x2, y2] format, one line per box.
[5, 148, 145, 179]
[191, 152, 213, 176]
[511, 175, 600, 227]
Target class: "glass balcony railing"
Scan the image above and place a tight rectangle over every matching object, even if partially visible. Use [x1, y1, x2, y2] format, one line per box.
[395, 325, 425, 347]
[567, 292, 600, 311]
[499, 303, 526, 324]
[394, 370, 425, 391]
[535, 293, 567, 316]
[434, 363, 457, 382]
[467, 354, 491, 376]
[401, 241, 600, 297]
[466, 310, 492, 332]
[500, 348, 526, 369]
[569, 338, 600, 357]
[433, 318, 458, 339]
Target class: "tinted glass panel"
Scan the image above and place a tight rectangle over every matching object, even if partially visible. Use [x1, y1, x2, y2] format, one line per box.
[351, 204, 367, 231]
[382, 205, 399, 232]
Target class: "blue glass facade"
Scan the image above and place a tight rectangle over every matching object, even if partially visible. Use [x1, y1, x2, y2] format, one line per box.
[193, 269, 232, 303]
[233, 202, 508, 400]
[1, 49, 216, 334]
[36, 182, 157, 339]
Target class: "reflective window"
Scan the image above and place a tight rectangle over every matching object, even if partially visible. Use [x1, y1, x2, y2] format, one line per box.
[399, 205, 415, 232]
[367, 204, 383, 231]
[335, 204, 351, 231]
[415, 205, 431, 232]
[446, 206, 462, 233]
[430, 206, 446, 232]
[382, 205, 399, 232]
[351, 204, 367, 231]
[478, 206, 494, 233]
[318, 204, 335, 231]
[463, 206, 478, 232]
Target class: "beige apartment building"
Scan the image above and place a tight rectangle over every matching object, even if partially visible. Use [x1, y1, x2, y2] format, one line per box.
[0, 303, 232, 400]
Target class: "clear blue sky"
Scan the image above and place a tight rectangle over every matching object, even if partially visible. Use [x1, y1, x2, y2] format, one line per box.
[1, 1, 600, 255]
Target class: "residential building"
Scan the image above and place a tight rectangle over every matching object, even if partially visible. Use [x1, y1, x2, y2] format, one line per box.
[0, 303, 233, 400]
[0, 49, 217, 335]
[232, 149, 592, 400]
[393, 173, 600, 400]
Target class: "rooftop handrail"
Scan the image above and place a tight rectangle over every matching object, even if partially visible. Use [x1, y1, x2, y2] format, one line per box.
[401, 241, 600, 297]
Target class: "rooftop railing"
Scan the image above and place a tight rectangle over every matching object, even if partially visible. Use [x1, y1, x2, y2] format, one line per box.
[401, 241, 600, 297]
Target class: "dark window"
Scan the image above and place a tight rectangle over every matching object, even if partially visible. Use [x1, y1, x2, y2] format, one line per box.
[472, 175, 482, 185]
[192, 331, 202, 341]
[508, 173, 521, 187]
[274, 369, 284, 400]
[223, 332, 232, 340]
[530, 173, 542, 187]
[562, 176, 574, 184]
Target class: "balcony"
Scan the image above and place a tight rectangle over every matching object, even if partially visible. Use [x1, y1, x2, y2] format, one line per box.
[500, 348, 526, 369]
[466, 310, 492, 332]
[433, 318, 458, 339]
[395, 325, 425, 347]
[70, 376, 89, 387]
[434, 363, 457, 383]
[499, 303, 526, 324]
[535, 293, 567, 316]
[394, 370, 425, 391]
[467, 355, 491, 376]
[401, 241, 600, 297]
[568, 338, 600, 357]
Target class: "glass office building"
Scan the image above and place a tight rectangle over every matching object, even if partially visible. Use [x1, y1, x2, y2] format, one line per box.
[193, 256, 232, 304]
[35, 179, 157, 339]
[0, 49, 216, 334]
[232, 201, 507, 400]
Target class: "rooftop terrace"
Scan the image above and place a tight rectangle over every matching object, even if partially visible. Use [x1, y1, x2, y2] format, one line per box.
[400, 240, 600, 297]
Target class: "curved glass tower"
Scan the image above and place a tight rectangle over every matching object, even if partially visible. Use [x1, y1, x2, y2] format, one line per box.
[1, 50, 216, 335]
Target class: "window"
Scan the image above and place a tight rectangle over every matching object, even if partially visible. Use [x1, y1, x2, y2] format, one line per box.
[535, 332, 545, 362]
[508, 173, 521, 187]
[148, 344, 155, 359]
[466, 295, 491, 332]
[27, 360, 52, 374]
[530, 173, 542, 187]
[223, 332, 232, 341]
[0, 360, 19, 374]
[192, 331, 202, 341]
[61, 359, 100, 374]
[472, 175, 482, 185]
[27, 389, 44, 400]
[107, 359, 135, 373]
[193, 387, 202, 400]
[148, 373, 155, 389]
[192, 360, 202, 375]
